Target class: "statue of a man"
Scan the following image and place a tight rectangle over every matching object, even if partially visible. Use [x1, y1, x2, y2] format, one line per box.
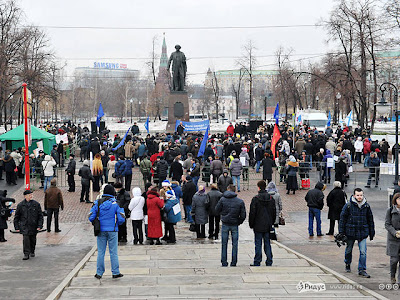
[168, 45, 187, 91]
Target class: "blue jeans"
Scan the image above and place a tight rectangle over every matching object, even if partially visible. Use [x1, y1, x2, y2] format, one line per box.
[184, 205, 194, 223]
[232, 175, 240, 191]
[256, 160, 261, 173]
[44, 176, 53, 192]
[253, 231, 273, 266]
[192, 176, 199, 188]
[308, 207, 321, 236]
[96, 231, 120, 276]
[221, 224, 239, 266]
[345, 238, 367, 271]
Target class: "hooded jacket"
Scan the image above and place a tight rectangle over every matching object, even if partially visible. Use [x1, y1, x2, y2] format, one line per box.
[42, 155, 56, 177]
[129, 187, 145, 220]
[217, 172, 233, 193]
[305, 182, 325, 210]
[192, 191, 209, 224]
[206, 188, 223, 216]
[78, 164, 94, 185]
[164, 194, 182, 224]
[249, 189, 276, 232]
[229, 158, 243, 176]
[339, 196, 375, 241]
[215, 191, 246, 226]
[89, 194, 126, 232]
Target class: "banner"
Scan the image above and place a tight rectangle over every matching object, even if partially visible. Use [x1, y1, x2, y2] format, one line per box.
[56, 133, 68, 144]
[175, 120, 210, 132]
[112, 126, 132, 151]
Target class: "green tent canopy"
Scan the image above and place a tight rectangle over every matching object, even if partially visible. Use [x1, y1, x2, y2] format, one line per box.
[0, 124, 56, 154]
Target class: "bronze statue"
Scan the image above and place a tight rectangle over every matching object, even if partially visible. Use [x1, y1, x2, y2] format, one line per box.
[168, 45, 187, 91]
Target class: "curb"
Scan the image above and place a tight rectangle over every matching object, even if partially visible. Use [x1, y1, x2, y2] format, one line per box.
[273, 240, 389, 300]
[45, 245, 97, 300]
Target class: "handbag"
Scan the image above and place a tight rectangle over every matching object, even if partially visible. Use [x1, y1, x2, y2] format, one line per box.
[92, 200, 101, 236]
[189, 223, 196, 232]
[269, 228, 277, 240]
[160, 208, 168, 223]
[279, 215, 285, 226]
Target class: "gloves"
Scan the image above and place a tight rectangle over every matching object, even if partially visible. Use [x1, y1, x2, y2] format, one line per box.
[396, 231, 400, 239]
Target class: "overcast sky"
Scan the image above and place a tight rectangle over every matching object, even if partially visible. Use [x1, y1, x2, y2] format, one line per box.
[19, 0, 337, 84]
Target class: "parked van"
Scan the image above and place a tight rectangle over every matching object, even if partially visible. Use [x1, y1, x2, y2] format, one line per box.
[299, 109, 328, 131]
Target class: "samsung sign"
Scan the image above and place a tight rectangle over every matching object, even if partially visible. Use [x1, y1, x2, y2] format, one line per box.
[93, 62, 127, 69]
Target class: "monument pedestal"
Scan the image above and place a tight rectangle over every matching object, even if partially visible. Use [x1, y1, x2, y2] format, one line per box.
[166, 91, 190, 133]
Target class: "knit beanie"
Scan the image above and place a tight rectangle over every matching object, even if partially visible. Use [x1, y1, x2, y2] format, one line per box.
[103, 184, 116, 196]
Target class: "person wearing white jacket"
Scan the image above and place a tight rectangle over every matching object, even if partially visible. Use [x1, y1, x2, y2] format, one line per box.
[354, 137, 364, 164]
[42, 155, 56, 192]
[129, 187, 145, 245]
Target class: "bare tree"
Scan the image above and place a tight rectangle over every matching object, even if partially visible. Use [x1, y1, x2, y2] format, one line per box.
[231, 68, 245, 119]
[237, 40, 257, 120]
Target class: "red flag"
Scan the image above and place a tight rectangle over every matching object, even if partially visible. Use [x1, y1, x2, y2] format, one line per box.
[271, 124, 281, 160]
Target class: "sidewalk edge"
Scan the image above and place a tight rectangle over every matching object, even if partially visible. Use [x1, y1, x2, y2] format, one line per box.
[45, 245, 97, 300]
[273, 240, 389, 300]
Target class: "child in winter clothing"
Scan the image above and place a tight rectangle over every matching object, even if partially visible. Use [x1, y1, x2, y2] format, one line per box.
[129, 187, 145, 244]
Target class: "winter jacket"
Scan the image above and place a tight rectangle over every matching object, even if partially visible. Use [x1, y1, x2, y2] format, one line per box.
[354, 140, 363, 153]
[182, 180, 197, 205]
[107, 160, 117, 183]
[155, 160, 169, 179]
[335, 160, 347, 182]
[217, 174, 233, 193]
[116, 189, 131, 217]
[305, 182, 325, 210]
[192, 192, 209, 224]
[131, 125, 140, 135]
[124, 159, 134, 176]
[207, 189, 223, 216]
[363, 140, 371, 155]
[124, 141, 134, 158]
[295, 139, 306, 154]
[42, 155, 56, 177]
[326, 187, 346, 220]
[255, 146, 264, 161]
[190, 163, 200, 178]
[146, 190, 164, 238]
[239, 152, 250, 167]
[171, 183, 183, 201]
[339, 196, 375, 241]
[44, 185, 64, 210]
[89, 140, 101, 156]
[215, 144, 224, 158]
[261, 157, 275, 181]
[89, 195, 126, 232]
[203, 146, 215, 160]
[65, 159, 76, 175]
[115, 160, 127, 177]
[325, 140, 336, 155]
[138, 143, 147, 157]
[249, 190, 276, 232]
[229, 158, 243, 176]
[78, 165, 94, 186]
[215, 191, 246, 226]
[169, 160, 183, 181]
[140, 158, 152, 175]
[164, 196, 182, 224]
[322, 150, 333, 169]
[129, 187, 145, 220]
[210, 159, 224, 178]
[385, 206, 400, 256]
[14, 200, 44, 235]
[269, 191, 282, 225]
[286, 162, 298, 177]
[3, 155, 16, 173]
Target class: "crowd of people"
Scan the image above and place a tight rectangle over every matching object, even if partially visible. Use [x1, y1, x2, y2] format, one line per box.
[0, 119, 399, 284]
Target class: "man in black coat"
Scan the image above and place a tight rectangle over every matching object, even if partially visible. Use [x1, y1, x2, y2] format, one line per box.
[169, 156, 183, 182]
[249, 180, 276, 266]
[305, 181, 326, 237]
[114, 182, 130, 243]
[326, 182, 346, 235]
[65, 154, 76, 192]
[217, 170, 233, 193]
[154, 156, 169, 187]
[14, 190, 43, 260]
[182, 176, 197, 223]
[57, 141, 65, 167]
[89, 137, 101, 157]
[131, 122, 140, 135]
[177, 122, 185, 135]
[206, 184, 222, 240]
[78, 160, 94, 203]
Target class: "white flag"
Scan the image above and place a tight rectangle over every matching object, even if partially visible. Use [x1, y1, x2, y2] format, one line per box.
[344, 110, 353, 127]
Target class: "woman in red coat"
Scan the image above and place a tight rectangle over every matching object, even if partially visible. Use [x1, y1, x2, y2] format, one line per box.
[146, 188, 164, 245]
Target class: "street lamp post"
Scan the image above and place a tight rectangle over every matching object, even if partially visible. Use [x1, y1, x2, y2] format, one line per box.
[138, 101, 141, 118]
[130, 99, 133, 123]
[46, 102, 49, 124]
[336, 92, 341, 124]
[316, 96, 319, 110]
[377, 82, 398, 186]
[32, 99, 36, 126]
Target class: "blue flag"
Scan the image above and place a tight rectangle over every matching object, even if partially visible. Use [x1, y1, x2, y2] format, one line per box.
[144, 116, 150, 133]
[112, 126, 132, 151]
[197, 126, 209, 157]
[273, 103, 279, 125]
[327, 111, 331, 127]
[96, 103, 105, 127]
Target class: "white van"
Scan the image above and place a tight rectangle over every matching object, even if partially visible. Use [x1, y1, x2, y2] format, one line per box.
[298, 109, 328, 131]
